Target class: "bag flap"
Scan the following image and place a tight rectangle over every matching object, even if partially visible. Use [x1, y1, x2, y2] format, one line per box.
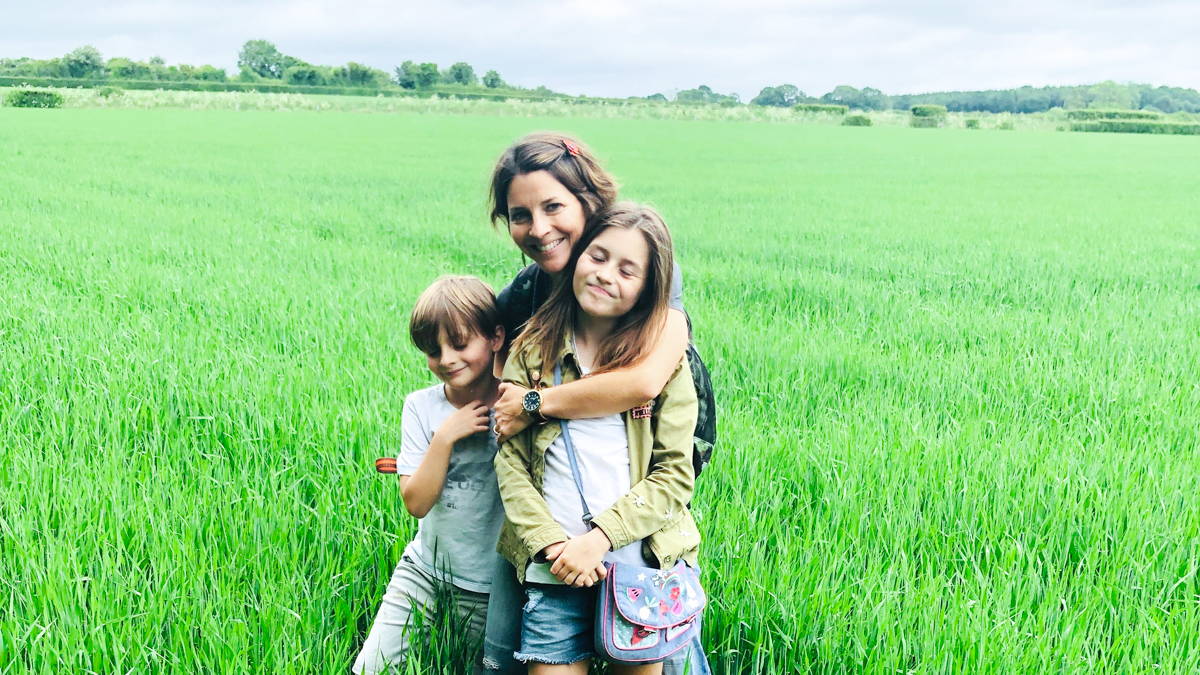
[609, 561, 705, 630]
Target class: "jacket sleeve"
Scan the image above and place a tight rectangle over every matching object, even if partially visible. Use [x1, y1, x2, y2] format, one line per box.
[590, 359, 698, 550]
[494, 347, 571, 559]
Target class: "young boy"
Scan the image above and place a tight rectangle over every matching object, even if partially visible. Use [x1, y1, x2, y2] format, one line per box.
[353, 276, 507, 674]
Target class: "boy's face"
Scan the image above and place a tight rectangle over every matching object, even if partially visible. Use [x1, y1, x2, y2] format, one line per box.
[425, 326, 502, 390]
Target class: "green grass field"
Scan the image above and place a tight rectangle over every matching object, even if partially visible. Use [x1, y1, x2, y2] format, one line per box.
[2, 107, 1198, 673]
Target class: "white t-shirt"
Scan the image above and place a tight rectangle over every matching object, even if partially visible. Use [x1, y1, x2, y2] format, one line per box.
[395, 384, 505, 593]
[526, 360, 646, 585]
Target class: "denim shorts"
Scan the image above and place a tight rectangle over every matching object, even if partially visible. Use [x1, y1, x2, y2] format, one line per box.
[513, 583, 596, 665]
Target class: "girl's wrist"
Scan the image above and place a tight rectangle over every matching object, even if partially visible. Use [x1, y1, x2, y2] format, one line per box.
[587, 526, 613, 551]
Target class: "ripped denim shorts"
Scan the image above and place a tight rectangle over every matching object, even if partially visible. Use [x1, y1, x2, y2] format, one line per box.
[513, 583, 597, 666]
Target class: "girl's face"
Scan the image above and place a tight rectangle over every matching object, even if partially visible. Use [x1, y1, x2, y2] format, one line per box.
[572, 226, 650, 321]
[505, 170, 587, 276]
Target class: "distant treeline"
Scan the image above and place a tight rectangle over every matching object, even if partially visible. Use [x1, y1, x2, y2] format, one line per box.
[5, 43, 1199, 114]
[748, 82, 1200, 114]
[0, 41, 554, 98]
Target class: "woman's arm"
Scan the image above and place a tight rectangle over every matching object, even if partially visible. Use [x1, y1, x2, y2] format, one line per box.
[589, 359, 698, 550]
[494, 309, 688, 439]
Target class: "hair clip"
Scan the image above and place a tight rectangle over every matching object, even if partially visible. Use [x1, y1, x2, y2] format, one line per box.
[562, 140, 581, 157]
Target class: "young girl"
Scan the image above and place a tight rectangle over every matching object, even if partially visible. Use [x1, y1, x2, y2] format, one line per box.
[494, 204, 701, 674]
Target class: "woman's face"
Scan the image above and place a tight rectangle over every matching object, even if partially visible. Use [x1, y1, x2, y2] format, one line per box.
[505, 170, 587, 276]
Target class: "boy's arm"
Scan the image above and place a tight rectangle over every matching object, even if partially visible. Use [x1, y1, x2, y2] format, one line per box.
[494, 351, 571, 559]
[590, 359, 698, 550]
[495, 309, 688, 439]
[396, 395, 489, 519]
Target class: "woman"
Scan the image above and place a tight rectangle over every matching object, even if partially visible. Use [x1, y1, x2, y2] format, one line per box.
[479, 132, 714, 675]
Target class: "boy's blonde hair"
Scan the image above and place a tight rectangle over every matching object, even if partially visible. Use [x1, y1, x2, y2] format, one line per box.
[409, 276, 499, 355]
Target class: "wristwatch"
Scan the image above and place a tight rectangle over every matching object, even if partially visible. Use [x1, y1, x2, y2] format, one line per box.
[522, 389, 548, 424]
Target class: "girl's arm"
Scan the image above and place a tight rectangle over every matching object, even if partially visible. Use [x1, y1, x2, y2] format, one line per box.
[590, 359, 698, 550]
[493, 350, 572, 560]
[494, 309, 688, 439]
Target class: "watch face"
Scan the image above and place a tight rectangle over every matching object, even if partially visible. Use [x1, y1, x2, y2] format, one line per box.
[523, 390, 541, 413]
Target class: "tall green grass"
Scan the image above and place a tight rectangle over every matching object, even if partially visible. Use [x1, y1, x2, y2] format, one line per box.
[1, 108, 1198, 673]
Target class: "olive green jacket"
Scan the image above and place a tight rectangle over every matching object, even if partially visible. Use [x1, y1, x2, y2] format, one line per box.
[494, 336, 701, 583]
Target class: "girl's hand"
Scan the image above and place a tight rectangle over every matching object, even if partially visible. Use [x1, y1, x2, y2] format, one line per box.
[436, 401, 490, 444]
[539, 541, 567, 563]
[495, 383, 534, 442]
[550, 529, 612, 587]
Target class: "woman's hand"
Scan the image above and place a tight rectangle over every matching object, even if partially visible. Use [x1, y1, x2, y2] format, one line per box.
[495, 382, 534, 442]
[548, 528, 611, 587]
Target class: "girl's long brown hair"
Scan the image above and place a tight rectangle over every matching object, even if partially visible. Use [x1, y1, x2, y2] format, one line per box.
[512, 203, 675, 376]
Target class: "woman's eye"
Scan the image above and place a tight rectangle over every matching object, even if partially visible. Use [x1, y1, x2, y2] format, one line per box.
[590, 253, 605, 263]
[546, 203, 562, 213]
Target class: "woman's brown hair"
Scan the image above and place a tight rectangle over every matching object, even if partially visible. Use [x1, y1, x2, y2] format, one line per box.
[488, 132, 618, 228]
[511, 202, 674, 376]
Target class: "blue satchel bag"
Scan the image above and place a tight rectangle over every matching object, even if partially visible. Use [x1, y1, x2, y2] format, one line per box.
[595, 560, 705, 664]
[553, 364, 706, 665]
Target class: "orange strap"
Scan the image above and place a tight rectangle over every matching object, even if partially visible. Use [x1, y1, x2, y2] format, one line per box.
[374, 457, 397, 474]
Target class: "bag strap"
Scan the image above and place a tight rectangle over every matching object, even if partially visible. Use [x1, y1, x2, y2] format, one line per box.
[554, 362, 594, 528]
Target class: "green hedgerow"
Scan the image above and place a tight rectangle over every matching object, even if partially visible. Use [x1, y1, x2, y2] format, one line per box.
[5, 89, 64, 108]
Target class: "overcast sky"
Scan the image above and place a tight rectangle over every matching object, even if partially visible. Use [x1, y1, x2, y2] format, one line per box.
[4, 0, 1196, 99]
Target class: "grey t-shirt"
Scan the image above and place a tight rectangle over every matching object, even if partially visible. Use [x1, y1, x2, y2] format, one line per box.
[395, 384, 505, 593]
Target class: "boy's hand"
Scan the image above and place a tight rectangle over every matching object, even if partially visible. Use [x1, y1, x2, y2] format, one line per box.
[435, 401, 490, 444]
[495, 383, 534, 442]
[549, 529, 611, 587]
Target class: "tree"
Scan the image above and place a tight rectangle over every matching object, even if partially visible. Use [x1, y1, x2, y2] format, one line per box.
[285, 65, 325, 86]
[194, 65, 227, 82]
[1086, 80, 1136, 110]
[751, 84, 805, 107]
[821, 85, 861, 108]
[107, 57, 150, 80]
[482, 69, 505, 88]
[446, 61, 476, 86]
[859, 87, 889, 111]
[331, 62, 385, 87]
[64, 45, 105, 78]
[415, 62, 439, 88]
[394, 61, 418, 88]
[238, 40, 289, 79]
[676, 85, 738, 105]
[645, 93, 668, 102]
